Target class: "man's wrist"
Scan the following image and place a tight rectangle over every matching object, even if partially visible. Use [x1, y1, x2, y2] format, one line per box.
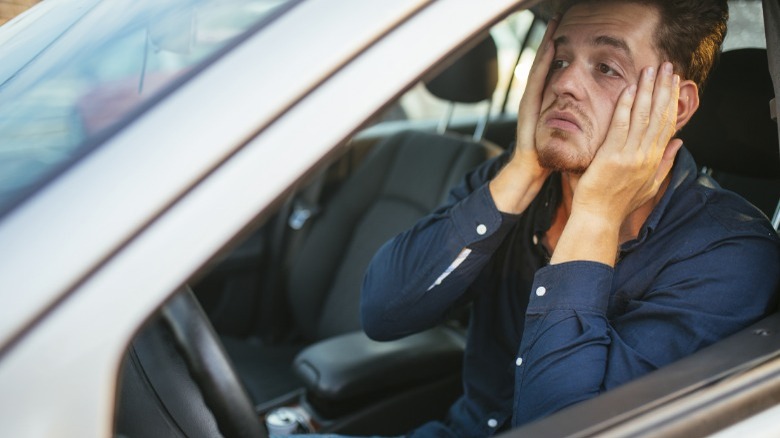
[489, 158, 548, 214]
[550, 209, 621, 266]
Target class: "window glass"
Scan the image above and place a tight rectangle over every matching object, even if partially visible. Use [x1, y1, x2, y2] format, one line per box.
[398, 10, 543, 124]
[722, 0, 766, 51]
[0, 0, 293, 215]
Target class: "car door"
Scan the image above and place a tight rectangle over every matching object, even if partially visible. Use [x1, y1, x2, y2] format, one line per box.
[0, 0, 524, 436]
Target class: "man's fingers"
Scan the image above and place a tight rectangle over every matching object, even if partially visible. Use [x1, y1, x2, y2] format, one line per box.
[529, 14, 560, 74]
[578, 63, 683, 220]
[519, 16, 559, 116]
[601, 83, 636, 152]
[660, 74, 681, 141]
[604, 64, 659, 156]
[645, 63, 679, 154]
[626, 65, 657, 145]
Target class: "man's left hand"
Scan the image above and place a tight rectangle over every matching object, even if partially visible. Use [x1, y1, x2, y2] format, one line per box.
[551, 61, 682, 266]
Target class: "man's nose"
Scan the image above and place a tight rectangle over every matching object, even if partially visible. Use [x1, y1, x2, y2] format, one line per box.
[549, 62, 586, 100]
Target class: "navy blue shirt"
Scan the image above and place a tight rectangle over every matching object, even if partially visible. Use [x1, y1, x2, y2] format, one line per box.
[360, 147, 780, 437]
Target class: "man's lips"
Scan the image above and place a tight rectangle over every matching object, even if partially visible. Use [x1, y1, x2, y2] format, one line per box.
[544, 110, 582, 132]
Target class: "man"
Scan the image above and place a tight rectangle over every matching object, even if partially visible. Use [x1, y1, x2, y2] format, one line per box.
[361, 0, 780, 436]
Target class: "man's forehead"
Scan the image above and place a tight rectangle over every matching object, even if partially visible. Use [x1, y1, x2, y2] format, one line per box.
[554, 1, 660, 58]
[559, 0, 659, 22]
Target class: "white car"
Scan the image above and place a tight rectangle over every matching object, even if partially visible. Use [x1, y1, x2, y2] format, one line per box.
[0, 0, 777, 437]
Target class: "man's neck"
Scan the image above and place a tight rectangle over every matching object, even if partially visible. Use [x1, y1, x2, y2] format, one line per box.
[543, 172, 671, 255]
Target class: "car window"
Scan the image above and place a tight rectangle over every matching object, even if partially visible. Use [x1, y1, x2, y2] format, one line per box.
[0, 0, 295, 216]
[722, 0, 766, 51]
[398, 10, 544, 125]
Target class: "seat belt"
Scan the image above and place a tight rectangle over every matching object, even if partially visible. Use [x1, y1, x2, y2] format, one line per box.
[284, 168, 328, 265]
[253, 195, 295, 342]
[253, 168, 330, 342]
[762, 0, 780, 230]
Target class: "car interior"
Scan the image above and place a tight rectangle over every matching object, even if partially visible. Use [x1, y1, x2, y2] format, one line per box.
[114, 3, 780, 437]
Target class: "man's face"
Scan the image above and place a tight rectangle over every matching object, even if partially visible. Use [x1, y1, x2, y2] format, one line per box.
[535, 1, 662, 173]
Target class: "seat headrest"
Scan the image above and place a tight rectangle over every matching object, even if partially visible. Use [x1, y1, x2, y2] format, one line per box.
[680, 48, 780, 178]
[423, 34, 498, 104]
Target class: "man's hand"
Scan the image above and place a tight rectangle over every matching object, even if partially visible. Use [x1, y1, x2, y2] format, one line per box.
[551, 62, 683, 266]
[575, 61, 682, 223]
[489, 16, 559, 214]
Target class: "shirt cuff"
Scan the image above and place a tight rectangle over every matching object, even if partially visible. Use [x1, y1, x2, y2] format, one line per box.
[450, 183, 519, 251]
[527, 261, 614, 313]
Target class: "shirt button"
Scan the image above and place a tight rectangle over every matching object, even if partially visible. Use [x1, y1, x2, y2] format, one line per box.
[476, 224, 487, 235]
[516, 357, 523, 366]
[532, 235, 539, 245]
[487, 418, 498, 428]
[536, 286, 546, 296]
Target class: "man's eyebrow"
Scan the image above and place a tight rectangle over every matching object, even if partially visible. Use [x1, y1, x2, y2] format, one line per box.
[553, 35, 569, 49]
[553, 35, 633, 59]
[592, 35, 633, 60]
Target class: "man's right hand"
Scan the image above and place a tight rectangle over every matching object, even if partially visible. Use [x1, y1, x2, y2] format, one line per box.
[489, 16, 559, 214]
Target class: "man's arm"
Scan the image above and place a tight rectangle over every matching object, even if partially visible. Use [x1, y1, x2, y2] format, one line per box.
[511, 230, 780, 426]
[489, 15, 559, 213]
[360, 155, 518, 340]
[360, 18, 562, 341]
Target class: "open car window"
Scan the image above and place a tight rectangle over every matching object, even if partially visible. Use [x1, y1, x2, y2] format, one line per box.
[722, 0, 766, 50]
[398, 10, 543, 125]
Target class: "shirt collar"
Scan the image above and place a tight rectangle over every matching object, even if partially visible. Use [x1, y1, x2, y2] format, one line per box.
[531, 173, 562, 238]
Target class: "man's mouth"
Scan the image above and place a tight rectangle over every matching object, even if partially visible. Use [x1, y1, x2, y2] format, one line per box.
[544, 110, 582, 133]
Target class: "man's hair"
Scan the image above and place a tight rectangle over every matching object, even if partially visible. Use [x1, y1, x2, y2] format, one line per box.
[554, 0, 729, 92]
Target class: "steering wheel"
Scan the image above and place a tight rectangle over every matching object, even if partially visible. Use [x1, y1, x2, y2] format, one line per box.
[160, 286, 267, 438]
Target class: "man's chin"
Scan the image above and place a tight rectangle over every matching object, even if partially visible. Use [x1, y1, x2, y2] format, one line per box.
[539, 159, 587, 175]
[536, 137, 590, 174]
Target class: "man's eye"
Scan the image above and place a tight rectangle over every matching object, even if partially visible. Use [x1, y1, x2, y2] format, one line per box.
[597, 63, 619, 76]
[551, 59, 569, 70]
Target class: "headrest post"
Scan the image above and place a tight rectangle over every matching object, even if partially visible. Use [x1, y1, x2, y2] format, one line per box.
[437, 103, 454, 134]
[473, 97, 492, 142]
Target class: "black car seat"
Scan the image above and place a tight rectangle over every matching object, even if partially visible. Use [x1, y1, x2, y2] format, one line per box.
[680, 48, 780, 220]
[221, 34, 502, 410]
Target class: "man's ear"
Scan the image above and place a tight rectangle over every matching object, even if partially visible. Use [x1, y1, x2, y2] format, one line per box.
[675, 80, 699, 130]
